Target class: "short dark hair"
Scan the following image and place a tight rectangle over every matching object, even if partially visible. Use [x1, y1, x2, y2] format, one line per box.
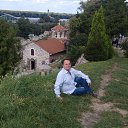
[61, 58, 71, 65]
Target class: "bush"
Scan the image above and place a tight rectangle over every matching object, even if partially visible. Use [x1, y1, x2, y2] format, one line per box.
[121, 39, 128, 57]
[67, 33, 87, 66]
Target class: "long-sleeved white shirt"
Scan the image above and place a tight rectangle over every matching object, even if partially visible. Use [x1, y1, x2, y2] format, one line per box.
[54, 68, 91, 97]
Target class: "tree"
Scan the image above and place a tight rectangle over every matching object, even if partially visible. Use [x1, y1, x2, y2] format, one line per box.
[67, 45, 85, 66]
[17, 18, 42, 38]
[79, 0, 102, 17]
[85, 6, 113, 61]
[68, 14, 89, 65]
[17, 18, 32, 38]
[69, 17, 81, 38]
[0, 19, 21, 77]
[78, 0, 128, 37]
[103, 0, 128, 37]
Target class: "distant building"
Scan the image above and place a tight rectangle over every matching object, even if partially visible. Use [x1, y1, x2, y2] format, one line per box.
[0, 13, 19, 23]
[21, 38, 66, 71]
[20, 21, 69, 73]
[26, 17, 40, 23]
[51, 24, 69, 39]
[0, 13, 40, 23]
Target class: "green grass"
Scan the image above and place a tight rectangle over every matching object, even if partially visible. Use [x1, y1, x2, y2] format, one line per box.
[76, 59, 114, 91]
[0, 56, 128, 128]
[94, 111, 123, 128]
[101, 58, 128, 110]
[0, 59, 113, 128]
[95, 57, 128, 128]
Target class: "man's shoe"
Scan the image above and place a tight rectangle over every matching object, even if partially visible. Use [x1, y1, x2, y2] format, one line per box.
[92, 93, 98, 98]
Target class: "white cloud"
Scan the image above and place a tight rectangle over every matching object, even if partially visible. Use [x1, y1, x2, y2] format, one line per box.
[58, 1, 65, 4]
[73, 0, 80, 4]
[1, 0, 49, 2]
[2, 0, 23, 1]
[32, 0, 49, 3]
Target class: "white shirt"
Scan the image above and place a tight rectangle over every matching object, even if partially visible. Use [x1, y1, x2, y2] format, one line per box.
[54, 68, 91, 97]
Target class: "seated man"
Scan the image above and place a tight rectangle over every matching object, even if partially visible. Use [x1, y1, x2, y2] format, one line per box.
[54, 58, 97, 100]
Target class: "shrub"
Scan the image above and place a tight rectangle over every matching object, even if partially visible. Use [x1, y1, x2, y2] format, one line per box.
[121, 38, 128, 57]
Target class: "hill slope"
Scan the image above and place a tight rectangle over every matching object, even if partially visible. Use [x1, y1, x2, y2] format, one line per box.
[0, 55, 128, 128]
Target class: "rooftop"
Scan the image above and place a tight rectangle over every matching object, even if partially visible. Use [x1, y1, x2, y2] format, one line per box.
[34, 38, 65, 55]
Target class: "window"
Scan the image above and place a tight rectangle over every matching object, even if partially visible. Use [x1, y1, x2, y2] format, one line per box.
[31, 49, 34, 56]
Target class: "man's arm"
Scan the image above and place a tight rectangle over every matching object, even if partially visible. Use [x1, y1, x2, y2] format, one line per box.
[73, 68, 91, 84]
[54, 73, 63, 99]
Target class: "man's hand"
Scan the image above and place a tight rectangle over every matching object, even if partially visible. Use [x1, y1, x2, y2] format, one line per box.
[88, 82, 91, 86]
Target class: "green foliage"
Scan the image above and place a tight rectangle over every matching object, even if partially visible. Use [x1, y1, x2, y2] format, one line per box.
[78, 0, 128, 37]
[101, 57, 128, 110]
[121, 38, 128, 57]
[69, 17, 81, 38]
[67, 45, 82, 65]
[17, 18, 42, 38]
[69, 13, 90, 38]
[85, 6, 114, 61]
[66, 33, 88, 65]
[41, 23, 57, 32]
[94, 111, 123, 128]
[39, 15, 58, 23]
[0, 19, 21, 77]
[17, 18, 31, 38]
[103, 0, 128, 37]
[79, 0, 102, 17]
[70, 33, 88, 46]
[39, 15, 51, 23]
[77, 13, 90, 35]
[68, 13, 90, 65]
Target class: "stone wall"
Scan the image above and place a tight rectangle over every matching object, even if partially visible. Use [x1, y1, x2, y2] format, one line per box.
[22, 42, 50, 71]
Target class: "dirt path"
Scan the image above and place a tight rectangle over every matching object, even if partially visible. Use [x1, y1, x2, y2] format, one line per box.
[80, 63, 128, 128]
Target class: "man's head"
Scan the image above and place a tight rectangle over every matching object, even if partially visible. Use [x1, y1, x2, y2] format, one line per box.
[61, 58, 71, 71]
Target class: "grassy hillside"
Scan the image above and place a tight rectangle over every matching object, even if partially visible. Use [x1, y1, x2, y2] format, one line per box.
[0, 56, 127, 128]
[94, 57, 128, 128]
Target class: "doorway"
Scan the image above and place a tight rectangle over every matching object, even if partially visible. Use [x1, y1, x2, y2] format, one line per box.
[31, 59, 36, 70]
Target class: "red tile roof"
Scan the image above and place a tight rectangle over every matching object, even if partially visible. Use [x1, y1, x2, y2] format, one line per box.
[51, 25, 67, 32]
[34, 38, 65, 55]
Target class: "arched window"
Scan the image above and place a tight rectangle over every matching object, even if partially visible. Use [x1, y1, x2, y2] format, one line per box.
[31, 49, 34, 56]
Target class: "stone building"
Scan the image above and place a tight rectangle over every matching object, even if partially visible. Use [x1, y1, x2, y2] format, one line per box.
[51, 24, 68, 39]
[21, 38, 66, 71]
[20, 23, 69, 73]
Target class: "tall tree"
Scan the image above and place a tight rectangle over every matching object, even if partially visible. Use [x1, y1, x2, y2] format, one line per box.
[103, 0, 128, 37]
[78, 0, 128, 37]
[85, 6, 113, 61]
[0, 19, 21, 77]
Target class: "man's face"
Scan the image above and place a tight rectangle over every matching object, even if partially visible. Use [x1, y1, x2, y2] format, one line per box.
[63, 60, 71, 71]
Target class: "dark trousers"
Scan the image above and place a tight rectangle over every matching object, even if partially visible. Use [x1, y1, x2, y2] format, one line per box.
[72, 77, 93, 96]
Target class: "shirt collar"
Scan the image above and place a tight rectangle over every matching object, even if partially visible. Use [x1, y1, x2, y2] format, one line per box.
[62, 68, 71, 74]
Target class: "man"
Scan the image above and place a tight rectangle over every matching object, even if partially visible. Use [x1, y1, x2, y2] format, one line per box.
[54, 58, 97, 100]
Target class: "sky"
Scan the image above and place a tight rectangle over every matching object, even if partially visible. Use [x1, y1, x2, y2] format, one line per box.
[0, 0, 87, 14]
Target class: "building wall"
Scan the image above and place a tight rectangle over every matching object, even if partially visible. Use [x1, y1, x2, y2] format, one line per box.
[50, 51, 66, 63]
[22, 42, 50, 71]
[51, 31, 68, 39]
